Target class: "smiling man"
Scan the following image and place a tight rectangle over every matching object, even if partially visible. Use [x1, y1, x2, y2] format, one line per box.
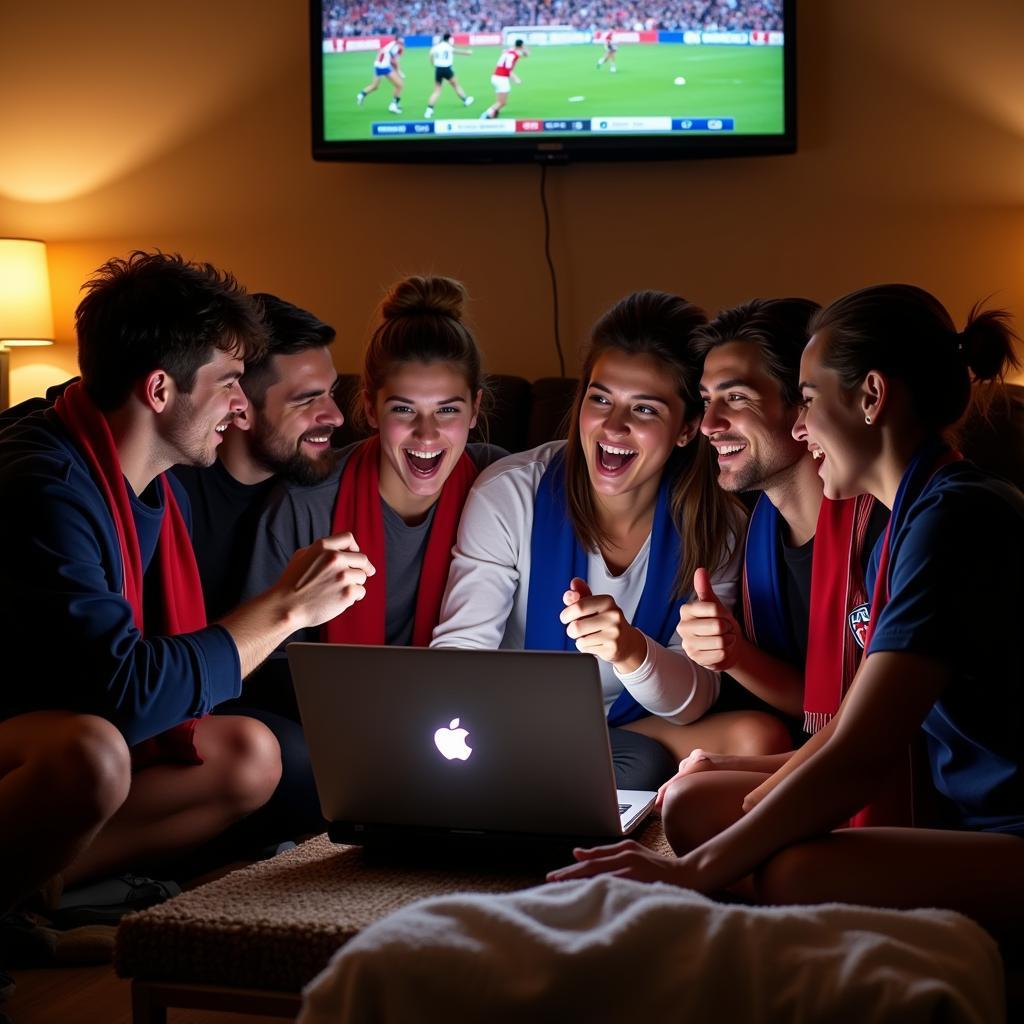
[170, 293, 346, 851]
[0, 253, 373, 945]
[678, 297, 887, 730]
[173, 294, 344, 621]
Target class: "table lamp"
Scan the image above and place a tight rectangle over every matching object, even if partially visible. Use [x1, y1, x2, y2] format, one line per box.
[0, 238, 55, 411]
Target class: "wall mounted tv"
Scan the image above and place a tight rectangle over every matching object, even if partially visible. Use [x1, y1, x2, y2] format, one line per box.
[311, 1, 796, 164]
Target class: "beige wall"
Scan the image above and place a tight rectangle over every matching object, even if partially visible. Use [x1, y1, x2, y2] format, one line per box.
[4, 0, 1024, 403]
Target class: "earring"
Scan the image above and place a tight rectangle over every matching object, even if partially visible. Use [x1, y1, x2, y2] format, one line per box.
[864, 415, 872, 425]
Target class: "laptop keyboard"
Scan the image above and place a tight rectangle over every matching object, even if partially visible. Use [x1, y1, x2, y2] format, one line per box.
[618, 803, 631, 815]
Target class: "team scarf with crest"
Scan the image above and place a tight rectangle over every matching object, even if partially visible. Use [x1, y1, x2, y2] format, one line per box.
[54, 381, 206, 767]
[847, 440, 964, 829]
[325, 434, 479, 647]
[742, 491, 878, 734]
[524, 447, 682, 727]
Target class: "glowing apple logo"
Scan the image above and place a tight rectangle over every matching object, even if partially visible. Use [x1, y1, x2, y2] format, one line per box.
[434, 717, 472, 761]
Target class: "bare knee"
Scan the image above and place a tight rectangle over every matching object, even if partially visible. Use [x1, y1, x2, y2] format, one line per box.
[661, 772, 748, 856]
[37, 715, 131, 827]
[662, 774, 711, 854]
[723, 712, 791, 757]
[205, 717, 281, 815]
[754, 842, 824, 905]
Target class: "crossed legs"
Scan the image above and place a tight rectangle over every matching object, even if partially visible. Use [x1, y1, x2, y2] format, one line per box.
[662, 769, 1024, 933]
[0, 710, 281, 907]
[65, 714, 281, 883]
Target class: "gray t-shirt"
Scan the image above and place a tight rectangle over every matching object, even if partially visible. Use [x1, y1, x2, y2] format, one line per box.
[242, 441, 507, 651]
[382, 499, 436, 646]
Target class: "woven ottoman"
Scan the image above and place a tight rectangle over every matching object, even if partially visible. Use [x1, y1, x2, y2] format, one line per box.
[116, 819, 671, 1023]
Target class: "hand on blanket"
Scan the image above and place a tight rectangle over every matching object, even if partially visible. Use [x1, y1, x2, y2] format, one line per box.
[276, 531, 376, 628]
[560, 578, 647, 673]
[676, 567, 740, 670]
[546, 840, 687, 886]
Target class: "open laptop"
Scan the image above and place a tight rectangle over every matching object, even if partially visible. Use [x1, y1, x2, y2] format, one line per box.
[287, 643, 656, 850]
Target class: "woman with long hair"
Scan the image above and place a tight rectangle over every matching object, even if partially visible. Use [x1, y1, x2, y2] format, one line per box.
[433, 291, 791, 790]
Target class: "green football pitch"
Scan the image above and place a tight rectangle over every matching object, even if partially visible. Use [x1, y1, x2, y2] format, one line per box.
[323, 44, 784, 140]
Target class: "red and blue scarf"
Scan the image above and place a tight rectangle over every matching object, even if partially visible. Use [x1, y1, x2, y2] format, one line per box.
[742, 491, 877, 734]
[524, 447, 681, 727]
[324, 434, 479, 646]
[54, 381, 206, 767]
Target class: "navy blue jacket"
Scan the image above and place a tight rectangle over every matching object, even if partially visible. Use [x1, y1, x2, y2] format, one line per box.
[0, 406, 241, 744]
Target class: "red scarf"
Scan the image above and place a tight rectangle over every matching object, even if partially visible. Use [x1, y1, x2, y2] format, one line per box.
[802, 494, 876, 733]
[741, 493, 876, 734]
[325, 435, 479, 646]
[54, 382, 207, 767]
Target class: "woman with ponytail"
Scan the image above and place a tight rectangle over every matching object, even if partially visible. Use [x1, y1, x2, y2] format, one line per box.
[551, 284, 1024, 934]
[243, 276, 505, 712]
[433, 291, 790, 791]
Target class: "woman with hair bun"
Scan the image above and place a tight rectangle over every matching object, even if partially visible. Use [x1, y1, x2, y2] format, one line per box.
[551, 284, 1024, 933]
[244, 275, 505, 682]
[433, 291, 791, 791]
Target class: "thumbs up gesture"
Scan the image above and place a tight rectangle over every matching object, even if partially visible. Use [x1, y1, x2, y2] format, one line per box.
[559, 576, 647, 673]
[676, 567, 740, 670]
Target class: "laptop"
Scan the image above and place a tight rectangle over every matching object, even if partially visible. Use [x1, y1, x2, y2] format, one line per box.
[287, 643, 656, 850]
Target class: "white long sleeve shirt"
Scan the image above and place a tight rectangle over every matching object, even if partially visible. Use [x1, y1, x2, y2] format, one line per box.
[431, 441, 741, 724]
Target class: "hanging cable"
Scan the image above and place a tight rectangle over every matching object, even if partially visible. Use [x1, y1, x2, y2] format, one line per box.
[539, 162, 566, 378]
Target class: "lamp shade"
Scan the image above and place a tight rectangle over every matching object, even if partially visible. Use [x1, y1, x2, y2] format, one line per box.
[0, 238, 55, 344]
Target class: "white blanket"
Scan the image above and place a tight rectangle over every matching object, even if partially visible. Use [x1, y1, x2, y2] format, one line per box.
[299, 877, 1005, 1024]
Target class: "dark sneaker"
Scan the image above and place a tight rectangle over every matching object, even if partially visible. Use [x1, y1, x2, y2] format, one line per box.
[52, 874, 181, 928]
[254, 840, 296, 860]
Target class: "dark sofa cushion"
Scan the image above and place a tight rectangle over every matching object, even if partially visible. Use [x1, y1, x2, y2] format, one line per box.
[957, 383, 1024, 491]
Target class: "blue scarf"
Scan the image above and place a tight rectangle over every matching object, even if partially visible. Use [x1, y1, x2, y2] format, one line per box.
[741, 495, 800, 665]
[524, 447, 682, 726]
[852, 439, 959, 830]
[864, 439, 962, 620]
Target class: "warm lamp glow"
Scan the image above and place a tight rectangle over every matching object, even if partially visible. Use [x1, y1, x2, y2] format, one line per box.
[0, 238, 55, 410]
[0, 238, 55, 344]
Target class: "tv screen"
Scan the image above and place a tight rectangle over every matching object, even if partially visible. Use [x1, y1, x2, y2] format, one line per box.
[312, 1, 795, 164]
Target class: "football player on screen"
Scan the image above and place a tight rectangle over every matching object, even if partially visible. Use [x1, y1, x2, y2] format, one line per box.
[597, 31, 618, 73]
[357, 35, 406, 115]
[425, 31, 474, 118]
[479, 39, 528, 120]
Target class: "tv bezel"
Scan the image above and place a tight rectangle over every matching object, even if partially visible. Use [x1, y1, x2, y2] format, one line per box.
[310, 0, 796, 165]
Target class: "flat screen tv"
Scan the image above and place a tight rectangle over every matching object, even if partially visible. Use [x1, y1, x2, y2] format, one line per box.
[311, 1, 795, 164]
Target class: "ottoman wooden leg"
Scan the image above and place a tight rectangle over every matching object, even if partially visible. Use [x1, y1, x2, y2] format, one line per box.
[131, 979, 166, 1024]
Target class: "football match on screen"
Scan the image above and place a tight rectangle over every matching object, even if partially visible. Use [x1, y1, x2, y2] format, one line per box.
[320, 2, 786, 142]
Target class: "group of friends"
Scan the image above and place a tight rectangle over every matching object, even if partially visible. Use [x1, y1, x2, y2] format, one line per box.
[1, 251, 1023, 997]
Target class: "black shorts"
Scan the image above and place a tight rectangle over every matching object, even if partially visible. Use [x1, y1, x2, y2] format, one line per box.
[434, 66, 454, 83]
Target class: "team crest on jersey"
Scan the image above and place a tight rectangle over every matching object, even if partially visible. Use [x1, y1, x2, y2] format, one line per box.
[848, 603, 871, 649]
